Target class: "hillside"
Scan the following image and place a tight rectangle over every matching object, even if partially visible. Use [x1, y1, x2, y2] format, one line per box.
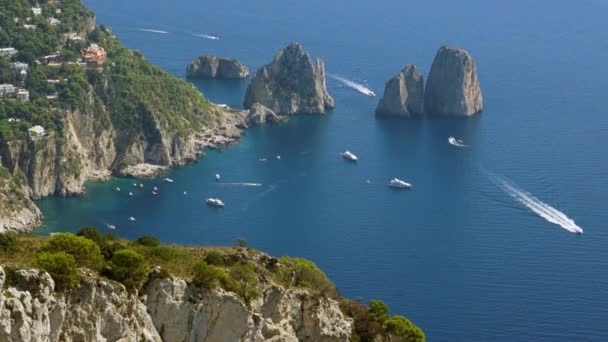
[0, 0, 247, 233]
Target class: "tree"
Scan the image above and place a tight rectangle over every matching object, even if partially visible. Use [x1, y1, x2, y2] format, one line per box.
[41, 233, 103, 270]
[36, 251, 79, 290]
[106, 249, 148, 289]
[224, 262, 260, 304]
[235, 238, 247, 248]
[77, 227, 107, 249]
[204, 250, 225, 266]
[369, 299, 390, 324]
[383, 315, 425, 342]
[135, 235, 161, 247]
[0, 233, 17, 254]
[192, 261, 225, 289]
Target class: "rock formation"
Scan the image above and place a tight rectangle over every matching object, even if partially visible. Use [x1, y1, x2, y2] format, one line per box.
[186, 55, 249, 79]
[244, 42, 334, 115]
[424, 45, 483, 116]
[246, 103, 288, 126]
[0, 266, 354, 341]
[375, 64, 424, 117]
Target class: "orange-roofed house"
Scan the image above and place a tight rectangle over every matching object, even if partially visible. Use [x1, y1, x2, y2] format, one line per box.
[82, 44, 106, 66]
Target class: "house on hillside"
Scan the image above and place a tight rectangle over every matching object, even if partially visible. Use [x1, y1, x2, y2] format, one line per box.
[39, 54, 62, 65]
[28, 125, 45, 139]
[16, 89, 30, 102]
[0, 84, 16, 97]
[11, 62, 28, 73]
[82, 44, 106, 67]
[32, 7, 42, 15]
[48, 18, 61, 26]
[0, 48, 17, 58]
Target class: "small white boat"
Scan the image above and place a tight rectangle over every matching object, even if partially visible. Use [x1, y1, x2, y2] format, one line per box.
[206, 198, 225, 207]
[128, 192, 133, 197]
[106, 224, 116, 230]
[151, 191, 158, 195]
[340, 150, 358, 161]
[115, 187, 121, 192]
[128, 217, 136, 222]
[132, 182, 137, 187]
[183, 191, 188, 195]
[215, 173, 221, 181]
[448, 136, 467, 147]
[164, 178, 174, 183]
[139, 183, 144, 188]
[153, 186, 158, 191]
[389, 178, 412, 189]
[276, 155, 281, 160]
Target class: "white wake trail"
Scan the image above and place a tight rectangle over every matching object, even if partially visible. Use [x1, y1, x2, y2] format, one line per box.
[487, 172, 583, 234]
[136, 28, 169, 34]
[195, 33, 220, 40]
[219, 182, 262, 187]
[328, 74, 376, 96]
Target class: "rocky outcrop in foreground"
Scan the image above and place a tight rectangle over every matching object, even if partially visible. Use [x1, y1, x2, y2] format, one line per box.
[424, 45, 482, 116]
[186, 55, 249, 79]
[375, 64, 424, 117]
[244, 42, 334, 115]
[0, 266, 353, 342]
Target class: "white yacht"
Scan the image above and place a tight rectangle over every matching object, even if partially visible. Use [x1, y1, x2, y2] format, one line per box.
[206, 198, 225, 207]
[448, 136, 467, 147]
[389, 178, 412, 189]
[128, 217, 136, 222]
[164, 178, 174, 183]
[115, 187, 121, 192]
[340, 150, 358, 161]
[106, 224, 116, 230]
[215, 173, 221, 181]
[128, 192, 133, 197]
[139, 183, 144, 188]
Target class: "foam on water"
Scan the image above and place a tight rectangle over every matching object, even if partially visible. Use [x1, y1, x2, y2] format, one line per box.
[328, 74, 376, 96]
[195, 33, 220, 40]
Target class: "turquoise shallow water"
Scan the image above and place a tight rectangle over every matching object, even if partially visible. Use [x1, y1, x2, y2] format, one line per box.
[35, 0, 608, 340]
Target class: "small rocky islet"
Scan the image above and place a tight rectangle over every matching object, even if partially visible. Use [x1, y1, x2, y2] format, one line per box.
[186, 55, 249, 79]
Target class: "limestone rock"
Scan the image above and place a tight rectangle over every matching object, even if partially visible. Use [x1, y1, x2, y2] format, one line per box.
[186, 55, 249, 79]
[246, 103, 288, 126]
[244, 42, 334, 115]
[424, 45, 483, 116]
[375, 64, 424, 117]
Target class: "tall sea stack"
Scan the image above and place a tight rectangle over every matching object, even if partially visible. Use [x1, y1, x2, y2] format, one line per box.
[243, 42, 334, 115]
[375, 64, 424, 117]
[424, 45, 482, 116]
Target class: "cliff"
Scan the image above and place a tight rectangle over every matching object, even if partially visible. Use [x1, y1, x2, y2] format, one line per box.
[375, 65, 424, 117]
[243, 43, 334, 115]
[186, 55, 249, 79]
[424, 45, 483, 116]
[0, 266, 351, 342]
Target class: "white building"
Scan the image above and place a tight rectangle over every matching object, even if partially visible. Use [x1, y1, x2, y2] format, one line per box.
[24, 24, 36, 29]
[0, 48, 17, 57]
[48, 18, 61, 26]
[28, 125, 45, 138]
[11, 62, 28, 72]
[16, 89, 30, 102]
[0, 84, 16, 97]
[32, 7, 42, 15]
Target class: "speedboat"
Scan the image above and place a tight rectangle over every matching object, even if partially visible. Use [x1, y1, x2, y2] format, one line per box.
[139, 183, 144, 188]
[183, 191, 188, 195]
[368, 90, 376, 97]
[151, 191, 158, 195]
[448, 136, 467, 147]
[128, 192, 133, 197]
[276, 155, 281, 160]
[258, 157, 268, 162]
[106, 224, 116, 230]
[128, 217, 136, 222]
[206, 198, 224, 207]
[115, 187, 120, 192]
[215, 173, 221, 181]
[389, 178, 412, 189]
[340, 150, 358, 161]
[153, 186, 158, 191]
[132, 182, 137, 187]
[164, 178, 174, 183]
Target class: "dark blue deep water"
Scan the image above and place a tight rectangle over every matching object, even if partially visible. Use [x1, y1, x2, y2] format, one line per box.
[36, 0, 608, 340]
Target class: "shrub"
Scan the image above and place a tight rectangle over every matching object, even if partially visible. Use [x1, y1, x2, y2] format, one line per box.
[35, 252, 79, 290]
[0, 233, 17, 254]
[76, 227, 108, 249]
[235, 238, 247, 248]
[383, 315, 425, 342]
[340, 299, 382, 340]
[106, 249, 148, 289]
[223, 262, 259, 304]
[277, 257, 337, 297]
[41, 233, 103, 270]
[204, 250, 224, 266]
[145, 245, 188, 262]
[135, 235, 161, 247]
[192, 261, 225, 289]
[369, 299, 390, 324]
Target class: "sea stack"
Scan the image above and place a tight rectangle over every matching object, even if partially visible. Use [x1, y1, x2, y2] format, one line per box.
[243, 42, 334, 115]
[186, 55, 249, 79]
[424, 45, 482, 116]
[375, 64, 424, 117]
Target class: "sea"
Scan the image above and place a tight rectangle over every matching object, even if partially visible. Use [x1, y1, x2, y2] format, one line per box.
[35, 0, 608, 340]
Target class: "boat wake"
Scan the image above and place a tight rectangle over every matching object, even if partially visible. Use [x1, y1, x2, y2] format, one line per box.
[328, 74, 376, 96]
[219, 182, 263, 187]
[486, 172, 583, 234]
[136, 28, 169, 34]
[195, 33, 220, 40]
[448, 136, 468, 148]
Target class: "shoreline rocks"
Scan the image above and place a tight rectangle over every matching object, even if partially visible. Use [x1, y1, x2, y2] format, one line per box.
[186, 55, 249, 79]
[118, 163, 168, 179]
[424, 45, 483, 116]
[375, 64, 424, 117]
[246, 103, 288, 126]
[244, 42, 334, 115]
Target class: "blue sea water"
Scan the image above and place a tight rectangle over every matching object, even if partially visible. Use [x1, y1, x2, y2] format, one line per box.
[35, 0, 608, 340]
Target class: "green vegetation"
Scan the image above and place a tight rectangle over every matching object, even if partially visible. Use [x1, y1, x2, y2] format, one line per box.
[35, 251, 78, 290]
[275, 256, 337, 297]
[0, 233, 17, 254]
[204, 250, 225, 266]
[40, 232, 103, 270]
[192, 261, 225, 289]
[105, 249, 148, 290]
[135, 235, 161, 247]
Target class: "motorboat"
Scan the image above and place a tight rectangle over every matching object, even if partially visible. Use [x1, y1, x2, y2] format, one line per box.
[258, 157, 268, 162]
[128, 217, 136, 222]
[153, 186, 158, 191]
[206, 198, 225, 207]
[389, 178, 412, 189]
[151, 191, 158, 195]
[115, 187, 120, 192]
[340, 150, 358, 161]
[106, 224, 116, 230]
[139, 183, 144, 188]
[183, 191, 188, 195]
[276, 155, 281, 160]
[448, 136, 467, 147]
[128, 192, 133, 197]
[164, 178, 174, 183]
[215, 173, 221, 181]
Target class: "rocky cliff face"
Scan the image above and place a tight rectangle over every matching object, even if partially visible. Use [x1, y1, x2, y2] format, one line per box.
[0, 266, 353, 342]
[375, 65, 424, 117]
[244, 43, 334, 115]
[245, 103, 288, 127]
[187, 56, 249, 79]
[424, 45, 483, 116]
